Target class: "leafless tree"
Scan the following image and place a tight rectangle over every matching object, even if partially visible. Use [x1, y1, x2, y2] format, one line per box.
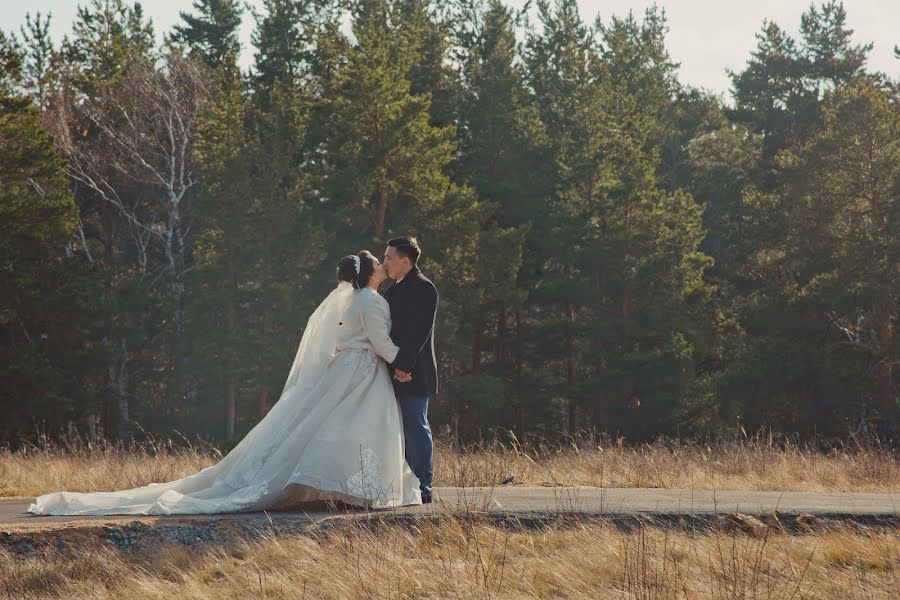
[46, 51, 210, 437]
[69, 53, 208, 329]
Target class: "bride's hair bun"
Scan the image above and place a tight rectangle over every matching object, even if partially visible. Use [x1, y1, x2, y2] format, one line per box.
[336, 251, 376, 289]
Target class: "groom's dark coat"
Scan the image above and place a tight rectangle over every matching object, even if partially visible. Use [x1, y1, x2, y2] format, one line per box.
[383, 266, 439, 399]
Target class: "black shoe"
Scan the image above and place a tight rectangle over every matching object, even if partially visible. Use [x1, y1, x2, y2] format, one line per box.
[421, 493, 433, 504]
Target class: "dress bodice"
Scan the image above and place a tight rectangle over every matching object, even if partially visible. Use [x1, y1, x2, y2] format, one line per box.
[335, 288, 400, 364]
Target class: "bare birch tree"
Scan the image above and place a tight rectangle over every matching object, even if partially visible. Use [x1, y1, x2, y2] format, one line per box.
[46, 51, 209, 436]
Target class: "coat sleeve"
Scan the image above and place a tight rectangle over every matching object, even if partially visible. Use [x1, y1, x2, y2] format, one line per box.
[361, 295, 401, 364]
[391, 281, 438, 373]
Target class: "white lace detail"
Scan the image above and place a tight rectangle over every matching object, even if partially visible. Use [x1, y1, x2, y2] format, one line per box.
[343, 447, 397, 505]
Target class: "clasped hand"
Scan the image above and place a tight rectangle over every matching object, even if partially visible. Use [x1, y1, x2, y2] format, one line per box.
[393, 369, 412, 383]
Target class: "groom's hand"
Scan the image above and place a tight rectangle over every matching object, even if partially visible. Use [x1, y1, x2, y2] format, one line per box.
[393, 369, 412, 383]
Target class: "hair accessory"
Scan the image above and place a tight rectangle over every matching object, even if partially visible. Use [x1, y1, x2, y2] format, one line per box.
[353, 255, 361, 274]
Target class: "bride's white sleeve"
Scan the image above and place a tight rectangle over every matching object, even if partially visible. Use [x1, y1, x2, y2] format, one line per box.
[362, 296, 400, 364]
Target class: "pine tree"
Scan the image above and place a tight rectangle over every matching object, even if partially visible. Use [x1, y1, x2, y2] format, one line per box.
[799, 1, 872, 86]
[728, 2, 873, 183]
[763, 81, 899, 436]
[717, 3, 881, 437]
[318, 0, 456, 238]
[251, 0, 342, 89]
[728, 20, 805, 179]
[585, 88, 712, 439]
[451, 0, 548, 439]
[679, 96, 763, 433]
[525, 0, 605, 434]
[595, 6, 679, 155]
[0, 92, 95, 442]
[4, 0, 892, 445]
[170, 0, 244, 68]
[18, 13, 58, 109]
[526, 0, 712, 438]
[394, 0, 457, 128]
[0, 31, 23, 95]
[168, 0, 248, 435]
[458, 0, 547, 223]
[244, 0, 328, 424]
[191, 64, 253, 440]
[62, 0, 156, 96]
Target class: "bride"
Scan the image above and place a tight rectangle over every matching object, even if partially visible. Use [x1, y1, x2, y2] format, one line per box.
[28, 251, 422, 515]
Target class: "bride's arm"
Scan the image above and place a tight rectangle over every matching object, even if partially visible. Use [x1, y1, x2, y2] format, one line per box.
[361, 296, 401, 364]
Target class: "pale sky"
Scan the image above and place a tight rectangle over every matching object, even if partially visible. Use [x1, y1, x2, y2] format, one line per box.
[1, 0, 897, 100]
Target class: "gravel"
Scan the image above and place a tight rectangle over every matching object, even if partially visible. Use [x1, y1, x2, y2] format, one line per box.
[2, 512, 899, 558]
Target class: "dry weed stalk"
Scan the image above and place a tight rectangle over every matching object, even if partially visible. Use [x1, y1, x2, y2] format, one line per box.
[2, 516, 899, 599]
[3, 431, 897, 497]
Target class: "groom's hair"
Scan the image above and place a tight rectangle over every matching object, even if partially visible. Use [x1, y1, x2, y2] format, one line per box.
[387, 236, 421, 266]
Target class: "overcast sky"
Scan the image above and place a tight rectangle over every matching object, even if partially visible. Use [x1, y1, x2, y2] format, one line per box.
[2, 0, 897, 100]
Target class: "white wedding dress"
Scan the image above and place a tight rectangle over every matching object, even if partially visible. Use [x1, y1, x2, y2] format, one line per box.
[28, 283, 422, 515]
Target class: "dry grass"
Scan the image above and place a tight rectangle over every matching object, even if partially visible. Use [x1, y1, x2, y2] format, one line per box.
[2, 517, 899, 599]
[0, 432, 223, 498]
[2, 433, 899, 597]
[3, 432, 898, 497]
[434, 435, 900, 492]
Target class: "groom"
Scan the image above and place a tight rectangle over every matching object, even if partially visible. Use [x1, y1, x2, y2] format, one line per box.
[382, 236, 438, 503]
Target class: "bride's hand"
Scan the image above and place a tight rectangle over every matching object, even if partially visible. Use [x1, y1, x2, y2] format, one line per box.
[393, 369, 412, 383]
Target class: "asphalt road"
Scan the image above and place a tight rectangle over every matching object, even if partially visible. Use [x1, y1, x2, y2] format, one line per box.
[2, 486, 898, 533]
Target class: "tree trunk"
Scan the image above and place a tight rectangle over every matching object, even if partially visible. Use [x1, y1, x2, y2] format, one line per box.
[226, 376, 236, 440]
[258, 310, 271, 419]
[876, 302, 896, 434]
[437, 340, 459, 448]
[374, 183, 387, 236]
[166, 196, 197, 416]
[258, 215, 274, 419]
[226, 300, 236, 440]
[166, 200, 186, 336]
[592, 389, 609, 438]
[514, 309, 525, 442]
[472, 320, 485, 371]
[101, 367, 112, 437]
[566, 303, 576, 436]
[495, 309, 507, 364]
[876, 360, 896, 436]
[109, 337, 129, 441]
[225, 248, 237, 440]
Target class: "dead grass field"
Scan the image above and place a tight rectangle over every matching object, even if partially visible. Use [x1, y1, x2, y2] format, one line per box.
[2, 433, 898, 497]
[2, 434, 899, 598]
[2, 516, 899, 599]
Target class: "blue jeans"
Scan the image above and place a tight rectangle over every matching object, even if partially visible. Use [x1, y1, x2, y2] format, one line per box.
[399, 395, 433, 496]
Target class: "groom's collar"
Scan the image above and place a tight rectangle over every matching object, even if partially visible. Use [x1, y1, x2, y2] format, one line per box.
[394, 266, 420, 287]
